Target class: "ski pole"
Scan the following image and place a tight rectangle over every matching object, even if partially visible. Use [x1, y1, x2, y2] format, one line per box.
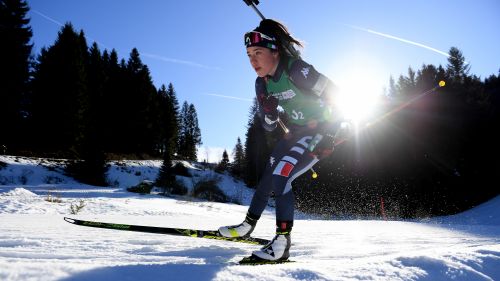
[278, 118, 290, 134]
[243, 0, 266, 20]
[333, 80, 447, 147]
[242, 0, 301, 58]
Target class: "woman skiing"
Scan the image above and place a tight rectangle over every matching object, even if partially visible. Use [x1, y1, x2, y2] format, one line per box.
[219, 19, 341, 262]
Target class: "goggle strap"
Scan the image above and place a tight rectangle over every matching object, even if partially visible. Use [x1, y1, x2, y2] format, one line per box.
[245, 31, 277, 50]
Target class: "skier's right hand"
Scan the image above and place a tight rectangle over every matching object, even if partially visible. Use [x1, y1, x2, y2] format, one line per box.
[264, 112, 278, 125]
[262, 111, 279, 132]
[258, 94, 279, 132]
[260, 94, 278, 114]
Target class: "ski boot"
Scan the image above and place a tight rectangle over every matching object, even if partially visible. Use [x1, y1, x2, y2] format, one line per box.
[218, 212, 259, 238]
[251, 221, 292, 261]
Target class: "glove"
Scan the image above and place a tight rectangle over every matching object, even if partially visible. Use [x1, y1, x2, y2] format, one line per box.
[264, 113, 278, 125]
[259, 94, 278, 114]
[259, 94, 280, 132]
[308, 122, 352, 158]
[262, 112, 278, 132]
[307, 133, 335, 159]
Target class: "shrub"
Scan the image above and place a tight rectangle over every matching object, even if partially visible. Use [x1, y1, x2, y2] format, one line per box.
[45, 189, 63, 203]
[65, 158, 108, 187]
[161, 180, 188, 196]
[172, 162, 191, 177]
[193, 179, 228, 203]
[127, 180, 154, 194]
[214, 163, 227, 174]
[70, 199, 86, 214]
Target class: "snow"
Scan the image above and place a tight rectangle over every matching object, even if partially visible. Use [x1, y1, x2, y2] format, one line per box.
[0, 155, 499, 281]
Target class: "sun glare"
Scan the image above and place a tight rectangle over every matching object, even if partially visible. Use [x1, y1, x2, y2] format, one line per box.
[322, 50, 388, 124]
[334, 68, 386, 124]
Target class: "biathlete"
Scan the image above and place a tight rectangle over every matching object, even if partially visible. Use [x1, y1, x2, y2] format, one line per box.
[219, 19, 343, 262]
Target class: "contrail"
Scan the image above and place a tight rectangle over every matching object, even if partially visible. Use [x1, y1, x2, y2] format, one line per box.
[32, 9, 219, 70]
[32, 9, 64, 26]
[344, 24, 451, 58]
[142, 53, 221, 71]
[32, 9, 108, 48]
[204, 93, 252, 102]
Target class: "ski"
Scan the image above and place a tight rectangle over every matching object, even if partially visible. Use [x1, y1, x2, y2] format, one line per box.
[239, 254, 295, 265]
[63, 217, 270, 246]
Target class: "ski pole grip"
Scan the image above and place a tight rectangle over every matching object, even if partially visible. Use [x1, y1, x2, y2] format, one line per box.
[243, 0, 259, 6]
[242, 0, 266, 20]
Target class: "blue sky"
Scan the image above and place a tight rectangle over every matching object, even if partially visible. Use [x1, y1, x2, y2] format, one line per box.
[27, 0, 500, 162]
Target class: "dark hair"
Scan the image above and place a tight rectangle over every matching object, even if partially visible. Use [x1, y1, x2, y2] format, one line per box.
[254, 19, 303, 58]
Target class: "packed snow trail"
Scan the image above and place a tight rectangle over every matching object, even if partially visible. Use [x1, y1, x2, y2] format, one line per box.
[0, 155, 499, 280]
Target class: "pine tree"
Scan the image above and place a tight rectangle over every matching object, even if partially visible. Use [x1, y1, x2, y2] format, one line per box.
[165, 83, 180, 155]
[215, 149, 230, 173]
[156, 145, 175, 191]
[157, 83, 179, 157]
[178, 102, 202, 161]
[0, 0, 33, 152]
[156, 84, 182, 195]
[396, 67, 417, 96]
[231, 137, 245, 178]
[157, 85, 169, 153]
[31, 23, 89, 154]
[29, 23, 107, 184]
[178, 102, 189, 159]
[102, 47, 159, 156]
[74, 41, 107, 186]
[101, 48, 126, 153]
[416, 64, 438, 90]
[407, 67, 417, 91]
[125, 48, 149, 153]
[131, 50, 158, 155]
[447, 47, 470, 85]
[388, 75, 398, 97]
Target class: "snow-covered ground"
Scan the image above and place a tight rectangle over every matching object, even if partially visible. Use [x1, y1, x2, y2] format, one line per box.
[0, 155, 499, 281]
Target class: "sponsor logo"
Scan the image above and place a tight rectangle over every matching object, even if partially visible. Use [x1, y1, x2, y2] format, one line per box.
[301, 67, 310, 79]
[272, 89, 296, 101]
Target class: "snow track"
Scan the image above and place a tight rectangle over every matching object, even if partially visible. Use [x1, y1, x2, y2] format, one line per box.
[1, 155, 499, 280]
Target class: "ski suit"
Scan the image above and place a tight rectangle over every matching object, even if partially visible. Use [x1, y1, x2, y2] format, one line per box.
[248, 56, 338, 224]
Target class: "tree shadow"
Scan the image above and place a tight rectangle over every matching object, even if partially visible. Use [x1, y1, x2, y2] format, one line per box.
[61, 263, 223, 281]
[61, 245, 329, 281]
[61, 246, 246, 281]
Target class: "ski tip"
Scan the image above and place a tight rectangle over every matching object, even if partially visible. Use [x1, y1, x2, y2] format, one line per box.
[63, 217, 76, 224]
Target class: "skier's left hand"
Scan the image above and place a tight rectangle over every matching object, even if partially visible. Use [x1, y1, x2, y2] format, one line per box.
[308, 122, 352, 158]
[333, 122, 352, 145]
[308, 133, 335, 159]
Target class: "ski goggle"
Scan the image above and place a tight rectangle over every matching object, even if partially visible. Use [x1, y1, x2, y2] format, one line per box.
[244, 31, 278, 50]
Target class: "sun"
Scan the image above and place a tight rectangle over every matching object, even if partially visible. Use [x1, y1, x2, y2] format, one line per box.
[322, 50, 387, 124]
[333, 66, 386, 124]
[336, 79, 382, 123]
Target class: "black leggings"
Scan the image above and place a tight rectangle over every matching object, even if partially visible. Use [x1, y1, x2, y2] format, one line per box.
[248, 126, 320, 222]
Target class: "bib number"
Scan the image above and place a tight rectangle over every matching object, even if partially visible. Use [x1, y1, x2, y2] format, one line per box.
[291, 110, 304, 120]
